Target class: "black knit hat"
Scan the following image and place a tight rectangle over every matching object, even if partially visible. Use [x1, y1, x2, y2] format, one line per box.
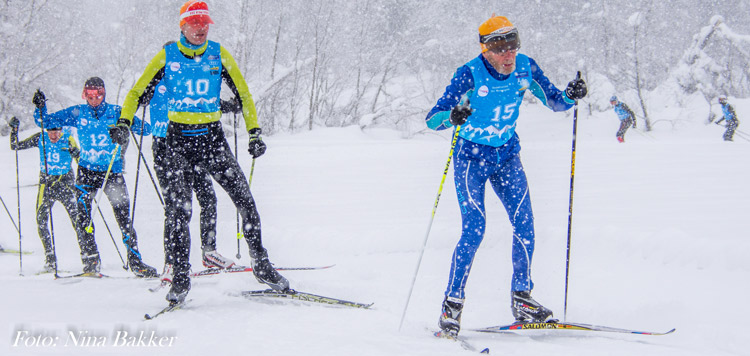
[84, 77, 105, 90]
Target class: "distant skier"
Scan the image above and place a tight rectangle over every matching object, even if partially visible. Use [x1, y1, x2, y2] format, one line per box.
[8, 117, 86, 272]
[610, 96, 636, 143]
[119, 0, 289, 304]
[34, 77, 158, 277]
[425, 15, 587, 336]
[716, 96, 739, 141]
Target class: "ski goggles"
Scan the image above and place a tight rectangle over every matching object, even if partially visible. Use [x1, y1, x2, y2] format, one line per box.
[480, 28, 521, 53]
[82, 87, 105, 101]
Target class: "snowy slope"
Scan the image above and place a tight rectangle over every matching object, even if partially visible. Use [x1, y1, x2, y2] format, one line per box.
[1, 102, 748, 356]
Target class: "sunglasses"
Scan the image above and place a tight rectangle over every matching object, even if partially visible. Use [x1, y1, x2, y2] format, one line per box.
[481, 28, 521, 53]
[83, 87, 105, 100]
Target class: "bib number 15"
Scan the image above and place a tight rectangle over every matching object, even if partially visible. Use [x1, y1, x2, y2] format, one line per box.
[492, 103, 518, 121]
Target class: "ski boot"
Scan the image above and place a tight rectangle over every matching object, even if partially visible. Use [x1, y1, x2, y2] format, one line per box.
[251, 249, 289, 291]
[511, 290, 554, 323]
[42, 252, 57, 273]
[129, 253, 158, 278]
[160, 264, 174, 284]
[438, 296, 464, 337]
[82, 253, 101, 274]
[166, 279, 190, 305]
[202, 248, 236, 269]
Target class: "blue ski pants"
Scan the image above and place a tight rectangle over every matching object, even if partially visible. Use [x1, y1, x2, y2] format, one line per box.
[445, 135, 536, 300]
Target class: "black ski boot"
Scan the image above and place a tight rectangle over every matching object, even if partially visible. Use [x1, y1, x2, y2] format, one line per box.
[438, 296, 464, 336]
[251, 249, 289, 291]
[42, 252, 57, 273]
[129, 253, 158, 278]
[82, 253, 101, 273]
[511, 290, 554, 323]
[166, 278, 191, 305]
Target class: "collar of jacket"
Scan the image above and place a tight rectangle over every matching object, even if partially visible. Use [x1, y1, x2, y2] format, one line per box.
[178, 33, 208, 58]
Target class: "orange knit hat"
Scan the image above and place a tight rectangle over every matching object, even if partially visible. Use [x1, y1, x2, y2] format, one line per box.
[179, 1, 214, 27]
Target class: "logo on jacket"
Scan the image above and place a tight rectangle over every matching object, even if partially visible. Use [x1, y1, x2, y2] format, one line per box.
[477, 85, 489, 97]
[81, 118, 88, 126]
[170, 62, 181, 71]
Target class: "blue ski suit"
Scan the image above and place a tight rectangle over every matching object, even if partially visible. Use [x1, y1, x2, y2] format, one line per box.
[426, 53, 575, 299]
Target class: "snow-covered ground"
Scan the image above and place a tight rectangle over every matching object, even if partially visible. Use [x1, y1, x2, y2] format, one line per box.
[1, 101, 748, 355]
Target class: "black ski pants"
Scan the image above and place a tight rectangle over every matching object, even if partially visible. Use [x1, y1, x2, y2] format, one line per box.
[152, 136, 218, 265]
[35, 171, 86, 263]
[75, 166, 144, 263]
[616, 117, 634, 140]
[165, 121, 265, 290]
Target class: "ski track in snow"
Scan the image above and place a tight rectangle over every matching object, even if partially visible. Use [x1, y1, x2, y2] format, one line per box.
[1, 102, 748, 355]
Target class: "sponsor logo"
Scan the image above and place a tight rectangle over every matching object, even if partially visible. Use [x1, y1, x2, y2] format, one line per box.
[80, 118, 88, 126]
[207, 55, 219, 60]
[169, 62, 180, 71]
[516, 71, 529, 78]
[157, 85, 167, 94]
[477, 85, 489, 97]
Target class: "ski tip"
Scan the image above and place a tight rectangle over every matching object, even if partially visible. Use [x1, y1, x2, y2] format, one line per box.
[480, 348, 490, 354]
[144, 314, 153, 320]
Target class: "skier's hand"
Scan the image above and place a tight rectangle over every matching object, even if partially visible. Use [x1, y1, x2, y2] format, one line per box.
[565, 77, 587, 100]
[449, 100, 472, 126]
[632, 122, 637, 128]
[8, 117, 20, 130]
[220, 97, 242, 114]
[247, 128, 266, 158]
[108, 118, 131, 146]
[32, 89, 47, 109]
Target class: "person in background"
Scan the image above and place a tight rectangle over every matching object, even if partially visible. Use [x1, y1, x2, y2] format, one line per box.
[609, 96, 636, 143]
[425, 15, 587, 336]
[716, 96, 739, 141]
[34, 77, 158, 277]
[9, 117, 85, 273]
[118, 1, 289, 304]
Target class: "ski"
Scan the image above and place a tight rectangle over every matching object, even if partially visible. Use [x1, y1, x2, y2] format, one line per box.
[144, 300, 189, 320]
[238, 289, 373, 309]
[55, 272, 108, 279]
[471, 321, 675, 336]
[191, 264, 334, 277]
[149, 264, 335, 292]
[0, 248, 33, 255]
[434, 329, 490, 354]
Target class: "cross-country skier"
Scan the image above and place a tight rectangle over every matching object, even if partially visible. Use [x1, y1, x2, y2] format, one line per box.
[34, 77, 158, 277]
[610, 96, 636, 143]
[425, 15, 587, 336]
[716, 96, 739, 141]
[119, 0, 289, 304]
[9, 117, 86, 272]
[145, 47, 239, 284]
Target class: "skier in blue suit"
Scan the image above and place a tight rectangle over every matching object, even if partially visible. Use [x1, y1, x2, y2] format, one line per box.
[716, 96, 739, 141]
[610, 96, 636, 143]
[426, 15, 587, 336]
[33, 77, 157, 277]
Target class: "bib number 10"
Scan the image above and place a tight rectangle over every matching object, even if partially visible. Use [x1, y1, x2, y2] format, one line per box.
[185, 79, 210, 96]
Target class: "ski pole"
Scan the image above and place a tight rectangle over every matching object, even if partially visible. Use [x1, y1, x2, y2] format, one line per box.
[563, 71, 582, 321]
[38, 115, 60, 276]
[127, 106, 148, 270]
[398, 123, 462, 331]
[129, 130, 164, 206]
[0, 193, 20, 233]
[95, 201, 127, 269]
[234, 112, 242, 260]
[13, 129, 23, 274]
[84, 144, 119, 234]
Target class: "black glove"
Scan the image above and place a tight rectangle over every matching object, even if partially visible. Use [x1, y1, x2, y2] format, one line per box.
[33, 90, 47, 109]
[449, 101, 472, 126]
[108, 118, 131, 146]
[9, 117, 20, 130]
[247, 128, 266, 158]
[565, 78, 587, 100]
[220, 97, 242, 114]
